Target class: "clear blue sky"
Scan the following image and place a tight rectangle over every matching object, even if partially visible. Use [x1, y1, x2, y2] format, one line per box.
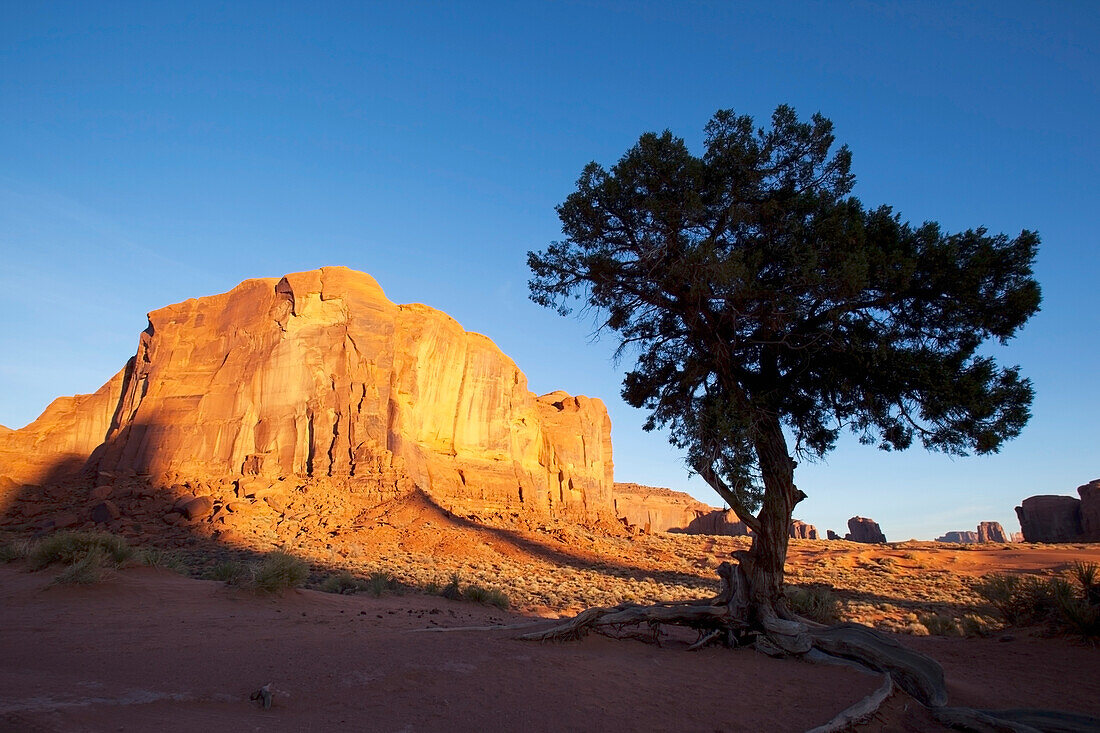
[2, 1, 1096, 540]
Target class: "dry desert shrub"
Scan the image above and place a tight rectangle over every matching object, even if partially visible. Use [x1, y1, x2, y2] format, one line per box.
[785, 585, 841, 624]
[918, 612, 961, 637]
[973, 569, 1100, 641]
[973, 573, 1070, 627]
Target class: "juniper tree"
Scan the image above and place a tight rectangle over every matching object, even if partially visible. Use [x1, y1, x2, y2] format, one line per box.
[528, 105, 1040, 627]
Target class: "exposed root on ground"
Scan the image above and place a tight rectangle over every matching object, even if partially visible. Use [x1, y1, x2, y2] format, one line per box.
[518, 560, 1100, 732]
[806, 674, 894, 733]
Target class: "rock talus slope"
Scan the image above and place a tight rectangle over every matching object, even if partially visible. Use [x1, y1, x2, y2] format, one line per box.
[0, 267, 613, 521]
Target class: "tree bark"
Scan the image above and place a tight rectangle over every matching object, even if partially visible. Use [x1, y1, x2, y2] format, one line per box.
[745, 410, 802, 622]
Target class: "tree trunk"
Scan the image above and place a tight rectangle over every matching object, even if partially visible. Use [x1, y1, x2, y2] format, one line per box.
[745, 411, 801, 622]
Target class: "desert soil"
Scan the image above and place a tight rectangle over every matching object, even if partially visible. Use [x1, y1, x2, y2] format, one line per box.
[3, 487, 1100, 731]
[2, 563, 1098, 733]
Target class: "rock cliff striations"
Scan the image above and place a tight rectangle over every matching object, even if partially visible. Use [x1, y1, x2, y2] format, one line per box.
[0, 267, 614, 521]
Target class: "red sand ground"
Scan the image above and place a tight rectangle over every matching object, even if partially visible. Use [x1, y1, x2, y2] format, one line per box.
[2, 564, 1098, 732]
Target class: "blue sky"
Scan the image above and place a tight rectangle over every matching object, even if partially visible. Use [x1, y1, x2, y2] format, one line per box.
[1, 1, 1097, 540]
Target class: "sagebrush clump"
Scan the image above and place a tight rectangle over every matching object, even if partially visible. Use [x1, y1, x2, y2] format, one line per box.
[785, 585, 841, 624]
[973, 564, 1100, 642]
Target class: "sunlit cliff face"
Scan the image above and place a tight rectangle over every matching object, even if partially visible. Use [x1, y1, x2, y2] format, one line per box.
[0, 266, 613, 522]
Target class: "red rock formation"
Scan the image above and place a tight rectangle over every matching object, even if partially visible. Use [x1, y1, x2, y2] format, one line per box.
[844, 516, 886, 544]
[976, 521, 1009, 543]
[789, 520, 819, 539]
[611, 483, 713, 533]
[0, 267, 614, 521]
[1079, 480, 1100, 542]
[936, 531, 979, 544]
[826, 530, 841, 540]
[1015, 495, 1083, 543]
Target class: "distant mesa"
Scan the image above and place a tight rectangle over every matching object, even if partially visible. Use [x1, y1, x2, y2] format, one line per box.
[935, 521, 1011, 544]
[0, 267, 614, 523]
[612, 482, 711, 534]
[611, 483, 818, 538]
[1015, 480, 1100, 543]
[936, 530, 979, 544]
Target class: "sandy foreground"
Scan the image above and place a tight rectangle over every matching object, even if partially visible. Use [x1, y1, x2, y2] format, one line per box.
[1, 564, 1098, 733]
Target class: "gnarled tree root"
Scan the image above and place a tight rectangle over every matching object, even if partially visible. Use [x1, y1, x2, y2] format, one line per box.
[517, 561, 1100, 732]
[932, 707, 1100, 733]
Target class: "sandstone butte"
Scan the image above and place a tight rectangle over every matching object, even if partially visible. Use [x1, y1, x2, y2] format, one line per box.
[0, 267, 614, 522]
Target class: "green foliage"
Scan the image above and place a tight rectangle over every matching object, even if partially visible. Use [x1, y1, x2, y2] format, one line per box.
[784, 585, 840, 624]
[51, 546, 110, 585]
[528, 105, 1040, 522]
[204, 560, 248, 584]
[27, 531, 134, 570]
[251, 550, 309, 593]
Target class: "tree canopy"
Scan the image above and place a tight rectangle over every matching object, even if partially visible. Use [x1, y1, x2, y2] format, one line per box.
[528, 105, 1040, 533]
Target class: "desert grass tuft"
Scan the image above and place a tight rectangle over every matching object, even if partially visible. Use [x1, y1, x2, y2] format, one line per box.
[0, 539, 31, 563]
[51, 546, 110, 585]
[204, 560, 249, 585]
[137, 548, 189, 574]
[462, 584, 510, 609]
[28, 531, 133, 571]
[251, 550, 309, 593]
